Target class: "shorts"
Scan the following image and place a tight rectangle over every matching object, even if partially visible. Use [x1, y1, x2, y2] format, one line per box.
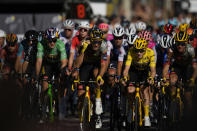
[129, 67, 149, 83]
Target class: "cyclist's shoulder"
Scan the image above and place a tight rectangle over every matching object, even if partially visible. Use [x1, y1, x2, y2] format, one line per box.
[146, 48, 154, 56]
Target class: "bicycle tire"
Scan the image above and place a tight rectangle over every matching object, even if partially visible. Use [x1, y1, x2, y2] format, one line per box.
[81, 98, 94, 131]
[134, 97, 140, 131]
[110, 94, 116, 131]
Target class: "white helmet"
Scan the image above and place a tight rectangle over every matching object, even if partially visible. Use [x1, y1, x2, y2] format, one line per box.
[63, 19, 75, 29]
[113, 25, 124, 37]
[135, 21, 146, 31]
[0, 29, 6, 37]
[169, 37, 175, 48]
[125, 25, 136, 36]
[127, 34, 139, 45]
[159, 34, 171, 48]
[78, 21, 90, 29]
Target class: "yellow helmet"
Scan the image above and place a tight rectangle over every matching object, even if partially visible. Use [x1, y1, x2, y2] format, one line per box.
[134, 38, 148, 49]
[179, 24, 189, 32]
[174, 31, 188, 42]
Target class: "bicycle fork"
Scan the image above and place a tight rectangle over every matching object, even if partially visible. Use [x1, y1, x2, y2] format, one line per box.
[133, 87, 143, 126]
[48, 84, 54, 122]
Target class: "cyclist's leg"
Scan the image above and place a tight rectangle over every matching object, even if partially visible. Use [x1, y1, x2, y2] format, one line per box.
[184, 65, 194, 117]
[78, 64, 94, 112]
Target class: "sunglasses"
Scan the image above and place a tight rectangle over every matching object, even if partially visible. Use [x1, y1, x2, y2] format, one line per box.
[176, 42, 186, 46]
[114, 36, 123, 40]
[8, 43, 15, 47]
[64, 28, 72, 31]
[134, 49, 145, 53]
[79, 28, 88, 32]
[92, 40, 102, 45]
[48, 38, 57, 43]
[103, 31, 108, 34]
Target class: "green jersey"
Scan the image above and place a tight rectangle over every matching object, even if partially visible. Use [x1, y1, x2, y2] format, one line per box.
[37, 39, 67, 63]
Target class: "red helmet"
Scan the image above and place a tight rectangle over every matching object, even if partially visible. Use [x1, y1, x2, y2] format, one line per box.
[163, 24, 173, 34]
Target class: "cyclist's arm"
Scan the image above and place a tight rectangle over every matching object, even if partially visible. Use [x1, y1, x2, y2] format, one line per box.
[162, 50, 172, 78]
[117, 47, 125, 76]
[123, 50, 132, 77]
[74, 52, 84, 68]
[15, 44, 23, 73]
[192, 63, 197, 80]
[99, 53, 107, 77]
[36, 58, 42, 78]
[59, 41, 68, 69]
[68, 38, 77, 70]
[149, 50, 156, 78]
[22, 61, 28, 74]
[36, 42, 43, 78]
[0, 49, 6, 71]
[68, 52, 75, 70]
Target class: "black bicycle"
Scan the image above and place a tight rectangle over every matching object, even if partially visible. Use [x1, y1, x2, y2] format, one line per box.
[110, 81, 126, 131]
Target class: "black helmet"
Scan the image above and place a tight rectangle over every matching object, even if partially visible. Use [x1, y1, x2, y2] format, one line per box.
[25, 30, 39, 43]
[90, 27, 103, 42]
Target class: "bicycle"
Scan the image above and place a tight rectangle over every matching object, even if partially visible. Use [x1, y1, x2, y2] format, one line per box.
[168, 78, 184, 129]
[22, 73, 41, 119]
[126, 81, 148, 131]
[153, 78, 170, 131]
[41, 73, 59, 123]
[72, 79, 96, 131]
[110, 79, 126, 131]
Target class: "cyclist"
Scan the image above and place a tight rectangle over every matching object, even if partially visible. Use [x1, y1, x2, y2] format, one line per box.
[98, 23, 112, 69]
[108, 25, 126, 82]
[60, 19, 78, 119]
[68, 21, 90, 72]
[122, 38, 156, 127]
[21, 30, 39, 79]
[0, 29, 6, 70]
[162, 31, 197, 116]
[135, 21, 147, 34]
[0, 33, 23, 77]
[36, 27, 67, 123]
[60, 19, 75, 56]
[162, 23, 175, 37]
[72, 27, 107, 128]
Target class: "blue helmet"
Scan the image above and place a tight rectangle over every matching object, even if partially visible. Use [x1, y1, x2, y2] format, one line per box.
[46, 27, 60, 39]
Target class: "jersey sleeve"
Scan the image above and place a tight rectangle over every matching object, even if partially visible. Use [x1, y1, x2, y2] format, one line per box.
[57, 40, 67, 60]
[70, 37, 77, 53]
[149, 50, 156, 68]
[125, 49, 132, 66]
[17, 43, 24, 57]
[37, 42, 44, 58]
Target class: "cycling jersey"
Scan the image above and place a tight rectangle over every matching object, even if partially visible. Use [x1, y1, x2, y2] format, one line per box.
[125, 48, 156, 70]
[37, 39, 67, 63]
[21, 39, 37, 64]
[165, 44, 196, 67]
[83, 43, 107, 65]
[70, 35, 84, 53]
[0, 44, 23, 67]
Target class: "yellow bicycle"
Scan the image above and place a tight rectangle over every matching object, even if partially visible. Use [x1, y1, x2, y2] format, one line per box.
[72, 79, 96, 131]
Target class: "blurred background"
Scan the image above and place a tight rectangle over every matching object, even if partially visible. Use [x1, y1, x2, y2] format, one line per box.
[0, 0, 196, 41]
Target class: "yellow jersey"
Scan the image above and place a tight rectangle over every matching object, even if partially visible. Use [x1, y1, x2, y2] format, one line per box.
[125, 48, 156, 70]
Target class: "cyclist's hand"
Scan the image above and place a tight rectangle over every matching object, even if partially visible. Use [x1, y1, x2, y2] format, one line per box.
[147, 77, 154, 85]
[72, 69, 79, 78]
[81, 40, 90, 53]
[65, 67, 72, 76]
[188, 78, 195, 87]
[120, 76, 128, 86]
[96, 75, 104, 86]
[115, 75, 120, 83]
